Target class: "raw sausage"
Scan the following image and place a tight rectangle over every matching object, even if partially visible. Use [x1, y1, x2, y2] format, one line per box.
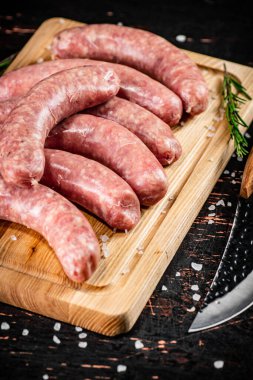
[0, 174, 100, 282]
[0, 99, 17, 124]
[87, 97, 182, 165]
[45, 114, 168, 205]
[42, 149, 141, 230]
[51, 24, 209, 115]
[0, 66, 120, 187]
[0, 58, 182, 125]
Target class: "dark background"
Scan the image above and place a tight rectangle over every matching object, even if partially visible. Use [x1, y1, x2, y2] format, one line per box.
[0, 1, 253, 379]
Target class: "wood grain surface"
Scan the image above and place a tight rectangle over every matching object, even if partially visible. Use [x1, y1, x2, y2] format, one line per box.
[1, 17, 253, 337]
[0, 1, 253, 378]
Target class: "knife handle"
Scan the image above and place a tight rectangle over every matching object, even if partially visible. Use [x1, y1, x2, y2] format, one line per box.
[240, 146, 253, 198]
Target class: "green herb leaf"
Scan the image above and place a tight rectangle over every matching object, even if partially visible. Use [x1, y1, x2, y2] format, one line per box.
[222, 63, 252, 157]
[0, 53, 16, 76]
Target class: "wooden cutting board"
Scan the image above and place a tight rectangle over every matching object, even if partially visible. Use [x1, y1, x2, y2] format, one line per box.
[1, 18, 253, 336]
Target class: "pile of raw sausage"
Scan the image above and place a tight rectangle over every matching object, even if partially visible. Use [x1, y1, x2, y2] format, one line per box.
[0, 24, 209, 283]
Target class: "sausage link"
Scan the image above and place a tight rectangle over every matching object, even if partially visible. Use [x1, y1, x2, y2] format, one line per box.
[87, 97, 182, 165]
[0, 175, 100, 282]
[45, 114, 168, 206]
[51, 24, 209, 115]
[0, 58, 182, 125]
[0, 99, 17, 124]
[0, 66, 120, 187]
[42, 149, 141, 230]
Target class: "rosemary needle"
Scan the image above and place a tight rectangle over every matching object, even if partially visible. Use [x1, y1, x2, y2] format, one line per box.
[222, 63, 252, 157]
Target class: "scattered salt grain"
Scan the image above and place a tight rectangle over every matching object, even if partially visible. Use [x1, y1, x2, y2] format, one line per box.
[186, 306, 196, 312]
[214, 360, 224, 369]
[224, 170, 230, 174]
[124, 229, 128, 234]
[162, 285, 168, 291]
[53, 335, 61, 344]
[117, 364, 127, 373]
[245, 132, 251, 139]
[75, 326, 82, 332]
[135, 340, 144, 349]
[208, 205, 215, 211]
[10, 235, 17, 241]
[176, 34, 187, 43]
[22, 329, 29, 336]
[191, 284, 199, 291]
[59, 18, 65, 24]
[121, 267, 130, 275]
[208, 213, 215, 217]
[232, 180, 236, 184]
[36, 57, 44, 63]
[100, 234, 109, 243]
[175, 271, 181, 277]
[208, 220, 214, 224]
[78, 341, 88, 348]
[102, 242, 110, 258]
[54, 322, 61, 331]
[231, 172, 236, 177]
[216, 199, 225, 206]
[191, 262, 203, 271]
[227, 202, 232, 207]
[42, 375, 49, 380]
[1, 322, 10, 330]
[207, 132, 215, 138]
[79, 332, 87, 339]
[237, 156, 243, 162]
[117, 22, 123, 26]
[137, 245, 144, 255]
[193, 293, 201, 301]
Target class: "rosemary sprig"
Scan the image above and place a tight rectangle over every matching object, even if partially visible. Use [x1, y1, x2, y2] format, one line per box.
[222, 63, 252, 157]
[0, 53, 16, 76]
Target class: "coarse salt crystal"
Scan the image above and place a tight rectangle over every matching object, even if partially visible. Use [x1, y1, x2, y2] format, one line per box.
[36, 57, 44, 63]
[227, 202, 232, 207]
[102, 242, 110, 258]
[207, 132, 215, 138]
[186, 306, 196, 312]
[78, 341, 88, 348]
[75, 326, 82, 332]
[175, 271, 181, 277]
[79, 332, 87, 339]
[10, 235, 17, 241]
[191, 284, 199, 291]
[124, 229, 128, 234]
[59, 18, 65, 24]
[162, 285, 168, 291]
[208, 205, 215, 211]
[245, 132, 251, 139]
[193, 293, 201, 301]
[214, 360, 224, 369]
[224, 170, 229, 174]
[216, 199, 225, 206]
[232, 180, 236, 184]
[208, 213, 215, 217]
[53, 335, 61, 344]
[54, 322, 61, 331]
[237, 156, 243, 162]
[117, 22, 123, 26]
[208, 219, 214, 224]
[117, 364, 127, 373]
[1, 322, 10, 330]
[231, 172, 236, 177]
[135, 340, 144, 349]
[22, 329, 29, 336]
[43, 375, 49, 380]
[176, 34, 187, 43]
[191, 262, 203, 271]
[100, 234, 109, 243]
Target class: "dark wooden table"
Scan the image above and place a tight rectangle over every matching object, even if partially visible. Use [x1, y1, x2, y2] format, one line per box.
[0, 1, 252, 379]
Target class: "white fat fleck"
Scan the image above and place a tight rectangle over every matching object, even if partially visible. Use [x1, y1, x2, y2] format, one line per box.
[54, 322, 61, 331]
[191, 284, 199, 291]
[79, 332, 87, 339]
[135, 340, 144, 349]
[22, 329, 29, 336]
[216, 199, 225, 206]
[78, 341, 88, 348]
[186, 306, 196, 312]
[214, 360, 224, 369]
[227, 202, 232, 207]
[53, 335, 61, 344]
[208, 220, 214, 224]
[208, 205, 215, 211]
[10, 235, 17, 241]
[43, 375, 49, 380]
[176, 34, 187, 42]
[117, 364, 127, 373]
[100, 234, 109, 243]
[162, 285, 168, 291]
[1, 322, 10, 330]
[193, 293, 201, 301]
[75, 326, 82, 332]
[191, 262, 203, 271]
[175, 271, 181, 277]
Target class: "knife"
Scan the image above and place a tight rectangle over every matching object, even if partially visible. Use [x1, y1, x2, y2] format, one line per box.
[189, 146, 253, 332]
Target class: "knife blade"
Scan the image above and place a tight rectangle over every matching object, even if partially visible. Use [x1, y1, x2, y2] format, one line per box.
[189, 146, 253, 333]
